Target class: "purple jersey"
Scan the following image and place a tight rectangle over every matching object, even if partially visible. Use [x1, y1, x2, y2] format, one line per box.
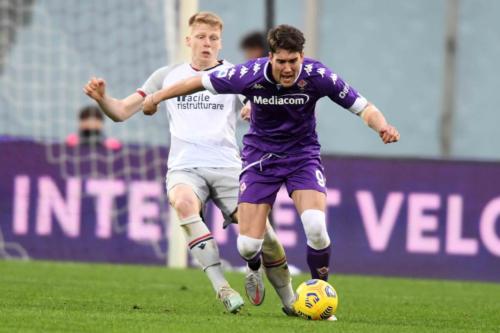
[202, 57, 367, 156]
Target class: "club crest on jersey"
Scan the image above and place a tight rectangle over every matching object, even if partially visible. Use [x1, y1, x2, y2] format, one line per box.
[297, 79, 307, 91]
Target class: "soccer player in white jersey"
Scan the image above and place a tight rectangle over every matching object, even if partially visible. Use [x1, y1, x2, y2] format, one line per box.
[83, 12, 295, 314]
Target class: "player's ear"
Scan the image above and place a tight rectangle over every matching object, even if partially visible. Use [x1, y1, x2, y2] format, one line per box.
[185, 36, 191, 47]
[268, 51, 273, 61]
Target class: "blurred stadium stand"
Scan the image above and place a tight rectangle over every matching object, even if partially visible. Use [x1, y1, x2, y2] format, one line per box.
[1, 0, 499, 160]
[202, 0, 500, 160]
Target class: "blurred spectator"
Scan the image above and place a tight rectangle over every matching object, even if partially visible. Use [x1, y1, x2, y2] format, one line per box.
[239, 31, 268, 59]
[65, 105, 122, 150]
[239, 31, 277, 228]
[0, 0, 35, 74]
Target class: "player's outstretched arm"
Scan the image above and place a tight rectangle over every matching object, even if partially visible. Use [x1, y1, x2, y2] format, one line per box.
[359, 103, 400, 144]
[83, 77, 144, 122]
[143, 76, 205, 115]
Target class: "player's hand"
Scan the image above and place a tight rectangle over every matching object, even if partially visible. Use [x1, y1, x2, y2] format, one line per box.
[379, 124, 400, 144]
[240, 102, 251, 121]
[83, 77, 106, 102]
[142, 94, 158, 115]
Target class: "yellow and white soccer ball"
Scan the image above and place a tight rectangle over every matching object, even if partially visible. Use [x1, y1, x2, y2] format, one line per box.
[292, 279, 338, 320]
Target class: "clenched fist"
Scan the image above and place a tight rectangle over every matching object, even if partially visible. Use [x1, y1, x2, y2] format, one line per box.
[379, 125, 400, 144]
[143, 94, 158, 115]
[83, 77, 106, 102]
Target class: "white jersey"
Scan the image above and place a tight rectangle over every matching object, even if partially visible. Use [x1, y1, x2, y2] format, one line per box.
[138, 61, 242, 170]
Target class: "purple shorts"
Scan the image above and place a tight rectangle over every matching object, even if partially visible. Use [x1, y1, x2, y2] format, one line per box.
[238, 148, 327, 205]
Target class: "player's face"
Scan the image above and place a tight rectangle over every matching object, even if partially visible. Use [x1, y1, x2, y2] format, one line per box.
[186, 23, 222, 66]
[269, 49, 304, 87]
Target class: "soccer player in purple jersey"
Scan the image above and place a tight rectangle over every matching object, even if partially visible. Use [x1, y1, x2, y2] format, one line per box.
[143, 24, 400, 315]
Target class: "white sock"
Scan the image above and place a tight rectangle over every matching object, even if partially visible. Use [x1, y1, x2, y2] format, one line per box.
[265, 265, 295, 308]
[181, 215, 228, 293]
[301, 209, 331, 250]
[237, 235, 264, 261]
[262, 222, 294, 307]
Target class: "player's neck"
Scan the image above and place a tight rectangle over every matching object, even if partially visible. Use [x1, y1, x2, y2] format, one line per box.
[190, 59, 220, 71]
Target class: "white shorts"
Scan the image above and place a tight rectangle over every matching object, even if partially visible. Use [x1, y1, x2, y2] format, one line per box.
[166, 167, 240, 225]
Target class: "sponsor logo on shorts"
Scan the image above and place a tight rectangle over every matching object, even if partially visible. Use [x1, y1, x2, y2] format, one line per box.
[239, 182, 247, 193]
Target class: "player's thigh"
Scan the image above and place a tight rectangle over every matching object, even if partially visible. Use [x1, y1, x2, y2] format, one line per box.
[238, 202, 270, 238]
[286, 160, 327, 214]
[204, 167, 240, 223]
[291, 189, 326, 215]
[239, 168, 283, 206]
[166, 169, 209, 215]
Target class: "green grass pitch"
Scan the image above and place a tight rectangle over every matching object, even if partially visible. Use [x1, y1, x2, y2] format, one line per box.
[1, 260, 499, 332]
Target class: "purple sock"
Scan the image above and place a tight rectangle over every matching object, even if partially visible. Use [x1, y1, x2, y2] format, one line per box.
[306, 245, 331, 281]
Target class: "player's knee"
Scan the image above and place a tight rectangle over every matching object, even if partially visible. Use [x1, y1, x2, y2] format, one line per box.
[172, 197, 199, 219]
[262, 223, 285, 260]
[237, 235, 264, 260]
[301, 209, 331, 250]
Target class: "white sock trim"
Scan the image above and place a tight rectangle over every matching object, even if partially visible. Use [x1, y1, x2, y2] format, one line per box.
[179, 214, 202, 226]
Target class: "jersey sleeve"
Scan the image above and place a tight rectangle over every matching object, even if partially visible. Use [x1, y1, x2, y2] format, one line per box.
[237, 94, 246, 106]
[137, 66, 169, 96]
[201, 63, 248, 95]
[313, 63, 368, 114]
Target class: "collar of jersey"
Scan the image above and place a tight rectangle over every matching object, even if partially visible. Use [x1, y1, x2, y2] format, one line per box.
[263, 61, 303, 88]
[190, 60, 224, 72]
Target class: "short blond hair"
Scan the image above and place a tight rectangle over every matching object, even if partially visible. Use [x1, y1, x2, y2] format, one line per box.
[188, 12, 223, 30]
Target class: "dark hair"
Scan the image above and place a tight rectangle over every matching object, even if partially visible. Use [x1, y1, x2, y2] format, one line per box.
[79, 105, 104, 121]
[267, 24, 305, 53]
[240, 31, 267, 50]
